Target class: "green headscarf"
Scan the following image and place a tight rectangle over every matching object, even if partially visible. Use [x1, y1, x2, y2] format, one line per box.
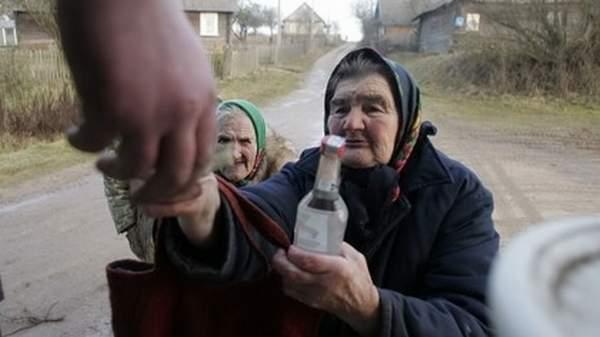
[217, 99, 267, 153]
[217, 99, 267, 184]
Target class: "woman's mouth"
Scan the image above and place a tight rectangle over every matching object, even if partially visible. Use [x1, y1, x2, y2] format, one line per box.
[345, 139, 368, 148]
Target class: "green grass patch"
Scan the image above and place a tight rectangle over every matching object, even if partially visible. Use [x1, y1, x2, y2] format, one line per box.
[424, 94, 600, 128]
[217, 67, 302, 106]
[388, 52, 600, 131]
[0, 138, 92, 188]
[218, 46, 332, 105]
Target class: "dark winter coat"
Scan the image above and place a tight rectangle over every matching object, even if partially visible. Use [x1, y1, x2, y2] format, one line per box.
[163, 122, 499, 337]
[163, 47, 499, 337]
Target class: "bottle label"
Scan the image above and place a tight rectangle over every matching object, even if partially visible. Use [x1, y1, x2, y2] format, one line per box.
[294, 208, 331, 254]
[316, 180, 337, 193]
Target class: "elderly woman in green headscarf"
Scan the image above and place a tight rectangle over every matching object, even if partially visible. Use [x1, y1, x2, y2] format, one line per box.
[103, 99, 296, 262]
[215, 99, 296, 185]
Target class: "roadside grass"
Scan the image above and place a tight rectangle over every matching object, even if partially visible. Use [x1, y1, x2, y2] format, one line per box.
[0, 139, 92, 189]
[421, 92, 600, 130]
[218, 67, 302, 106]
[388, 52, 600, 149]
[0, 46, 334, 189]
[218, 47, 332, 105]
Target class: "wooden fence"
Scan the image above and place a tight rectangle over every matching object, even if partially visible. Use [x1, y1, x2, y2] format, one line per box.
[218, 42, 320, 79]
[0, 41, 324, 88]
[0, 47, 71, 83]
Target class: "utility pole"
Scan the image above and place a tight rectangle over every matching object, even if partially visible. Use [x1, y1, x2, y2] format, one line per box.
[275, 0, 282, 64]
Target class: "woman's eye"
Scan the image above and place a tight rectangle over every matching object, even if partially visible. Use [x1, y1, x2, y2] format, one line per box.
[333, 107, 348, 115]
[218, 137, 231, 144]
[365, 105, 382, 113]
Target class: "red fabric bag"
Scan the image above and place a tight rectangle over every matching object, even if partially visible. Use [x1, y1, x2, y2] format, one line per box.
[106, 177, 322, 337]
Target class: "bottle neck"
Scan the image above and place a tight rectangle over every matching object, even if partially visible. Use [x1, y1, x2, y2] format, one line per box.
[313, 152, 341, 200]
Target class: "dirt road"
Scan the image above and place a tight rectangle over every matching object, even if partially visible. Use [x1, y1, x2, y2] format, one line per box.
[1, 44, 598, 336]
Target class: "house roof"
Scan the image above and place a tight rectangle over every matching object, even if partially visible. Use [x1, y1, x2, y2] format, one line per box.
[375, 0, 457, 24]
[283, 2, 326, 24]
[181, 0, 237, 12]
[376, 0, 416, 26]
[411, 0, 454, 19]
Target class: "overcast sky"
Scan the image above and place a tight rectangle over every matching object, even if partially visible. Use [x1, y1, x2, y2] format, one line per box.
[250, 0, 364, 41]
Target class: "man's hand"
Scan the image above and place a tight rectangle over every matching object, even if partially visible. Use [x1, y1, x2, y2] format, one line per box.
[58, 0, 216, 203]
[272, 243, 381, 337]
[142, 173, 221, 247]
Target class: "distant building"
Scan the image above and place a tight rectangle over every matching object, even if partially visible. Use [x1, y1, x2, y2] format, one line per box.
[282, 2, 328, 43]
[13, 8, 54, 47]
[7, 0, 237, 50]
[374, 0, 418, 51]
[182, 0, 237, 50]
[414, 0, 484, 53]
[414, 0, 585, 54]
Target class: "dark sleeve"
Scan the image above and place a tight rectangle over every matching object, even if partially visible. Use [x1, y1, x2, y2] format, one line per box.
[376, 172, 499, 337]
[164, 165, 308, 282]
[241, 164, 306, 236]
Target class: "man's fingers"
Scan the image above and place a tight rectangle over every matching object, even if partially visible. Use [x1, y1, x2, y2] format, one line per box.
[134, 183, 203, 205]
[97, 132, 159, 180]
[67, 123, 116, 153]
[194, 108, 217, 175]
[133, 127, 197, 203]
[141, 199, 199, 218]
[138, 174, 217, 217]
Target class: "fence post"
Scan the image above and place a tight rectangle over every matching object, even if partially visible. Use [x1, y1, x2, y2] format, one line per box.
[255, 46, 259, 72]
[0, 100, 4, 134]
[223, 46, 233, 79]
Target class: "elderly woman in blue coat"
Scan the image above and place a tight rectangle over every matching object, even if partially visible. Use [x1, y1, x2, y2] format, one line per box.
[147, 48, 500, 337]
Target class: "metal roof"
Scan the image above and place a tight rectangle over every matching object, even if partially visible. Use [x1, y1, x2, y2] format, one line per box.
[376, 0, 416, 26]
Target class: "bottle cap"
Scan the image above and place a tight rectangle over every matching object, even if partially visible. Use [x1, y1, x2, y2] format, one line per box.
[320, 135, 346, 158]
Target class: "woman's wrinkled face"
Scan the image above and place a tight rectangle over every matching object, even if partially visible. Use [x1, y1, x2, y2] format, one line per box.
[218, 114, 257, 182]
[328, 73, 399, 168]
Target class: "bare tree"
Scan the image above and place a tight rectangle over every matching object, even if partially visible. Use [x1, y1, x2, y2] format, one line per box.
[352, 0, 377, 42]
[470, 0, 600, 95]
[18, 0, 60, 41]
[262, 5, 277, 42]
[234, 1, 263, 41]
[330, 21, 341, 36]
[0, 0, 19, 13]
[482, 1, 598, 59]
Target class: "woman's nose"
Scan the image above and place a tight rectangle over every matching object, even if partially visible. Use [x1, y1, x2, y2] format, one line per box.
[343, 106, 365, 131]
[232, 142, 242, 159]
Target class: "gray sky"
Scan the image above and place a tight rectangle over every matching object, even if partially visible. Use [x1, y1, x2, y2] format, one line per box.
[251, 0, 364, 41]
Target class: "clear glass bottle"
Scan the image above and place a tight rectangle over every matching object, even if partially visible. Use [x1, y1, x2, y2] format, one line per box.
[293, 135, 348, 255]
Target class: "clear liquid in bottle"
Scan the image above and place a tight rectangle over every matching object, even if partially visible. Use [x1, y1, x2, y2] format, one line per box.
[293, 135, 348, 255]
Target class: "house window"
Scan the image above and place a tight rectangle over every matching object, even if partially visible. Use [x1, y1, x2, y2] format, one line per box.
[1, 27, 17, 46]
[200, 13, 219, 37]
[466, 13, 480, 32]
